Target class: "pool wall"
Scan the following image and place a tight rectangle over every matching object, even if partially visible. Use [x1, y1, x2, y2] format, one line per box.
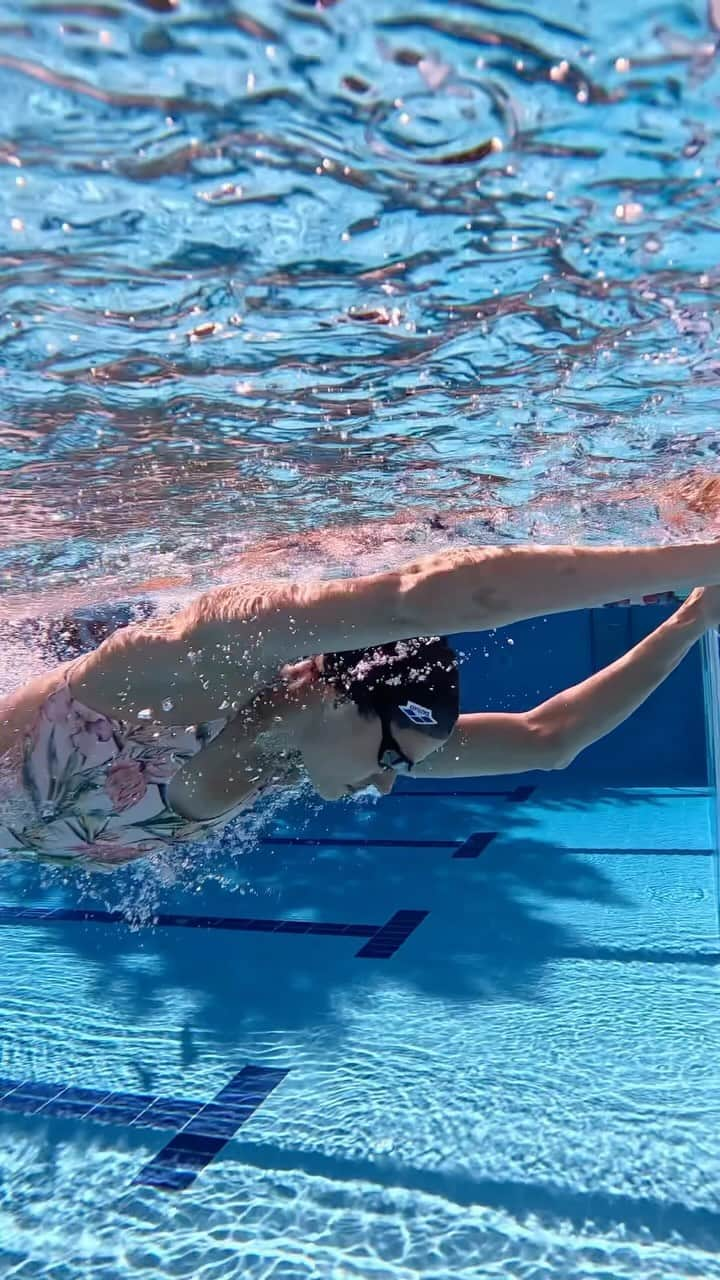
[457, 603, 706, 786]
[702, 627, 720, 932]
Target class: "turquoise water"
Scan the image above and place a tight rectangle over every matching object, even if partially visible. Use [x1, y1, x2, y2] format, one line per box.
[1, 0, 720, 609]
[1, 772, 718, 1277]
[1, 1, 720, 1275]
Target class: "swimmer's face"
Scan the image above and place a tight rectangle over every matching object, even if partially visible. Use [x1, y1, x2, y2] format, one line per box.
[300, 694, 445, 801]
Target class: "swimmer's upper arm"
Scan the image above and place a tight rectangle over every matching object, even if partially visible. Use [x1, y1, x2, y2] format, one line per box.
[179, 571, 420, 662]
[410, 711, 567, 778]
[67, 573, 417, 727]
[173, 543, 523, 668]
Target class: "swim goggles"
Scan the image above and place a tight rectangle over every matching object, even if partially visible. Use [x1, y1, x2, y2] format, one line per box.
[377, 716, 415, 774]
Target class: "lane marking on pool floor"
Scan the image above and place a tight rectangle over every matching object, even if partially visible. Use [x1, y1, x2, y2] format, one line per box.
[0, 1065, 289, 1192]
[389, 785, 535, 800]
[262, 831, 498, 858]
[0, 905, 429, 958]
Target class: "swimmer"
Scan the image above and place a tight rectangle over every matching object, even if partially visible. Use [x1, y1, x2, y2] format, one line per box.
[2, 537, 720, 869]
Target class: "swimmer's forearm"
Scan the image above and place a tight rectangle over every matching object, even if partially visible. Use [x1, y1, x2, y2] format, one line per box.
[526, 590, 709, 763]
[400, 541, 720, 631]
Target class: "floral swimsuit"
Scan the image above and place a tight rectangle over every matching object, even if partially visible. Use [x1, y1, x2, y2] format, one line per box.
[0, 675, 232, 870]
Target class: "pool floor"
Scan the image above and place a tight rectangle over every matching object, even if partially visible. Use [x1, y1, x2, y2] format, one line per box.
[0, 784, 718, 1278]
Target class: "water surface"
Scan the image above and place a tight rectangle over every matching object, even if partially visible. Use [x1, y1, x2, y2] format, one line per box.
[1, 0, 719, 610]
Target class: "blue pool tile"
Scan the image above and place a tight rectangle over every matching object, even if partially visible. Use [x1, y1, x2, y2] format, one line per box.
[41, 1097, 101, 1119]
[40, 1087, 112, 1119]
[0, 903, 401, 951]
[388, 785, 534, 798]
[88, 1104, 138, 1126]
[137, 1099, 202, 1130]
[0, 1081, 113, 1120]
[137, 1131, 227, 1174]
[213, 1066, 289, 1106]
[15, 1081, 67, 1102]
[1, 1083, 68, 1115]
[1, 1093, 51, 1115]
[307, 921, 356, 935]
[55, 1085, 110, 1105]
[137, 1164, 196, 1191]
[132, 1065, 289, 1191]
[0, 907, 53, 922]
[453, 831, 497, 858]
[180, 1103, 245, 1139]
[511, 785, 535, 801]
[0, 1068, 290, 1194]
[98, 1091, 157, 1113]
[0, 1080, 206, 1131]
[85, 1094, 159, 1126]
[0, 1078, 24, 1098]
[355, 910, 429, 959]
[132, 1133, 225, 1190]
[265, 835, 456, 849]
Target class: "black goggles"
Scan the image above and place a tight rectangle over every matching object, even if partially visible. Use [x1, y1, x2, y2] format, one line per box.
[377, 717, 415, 774]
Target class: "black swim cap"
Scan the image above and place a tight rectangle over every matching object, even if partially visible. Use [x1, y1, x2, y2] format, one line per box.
[321, 636, 459, 739]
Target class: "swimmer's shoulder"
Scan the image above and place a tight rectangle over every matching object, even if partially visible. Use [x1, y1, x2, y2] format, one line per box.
[0, 661, 73, 756]
[66, 607, 276, 727]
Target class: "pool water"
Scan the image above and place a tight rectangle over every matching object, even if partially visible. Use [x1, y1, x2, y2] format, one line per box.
[1, 0, 720, 608]
[1, 0, 720, 1273]
[0, 777, 718, 1275]
[1, 616, 719, 1277]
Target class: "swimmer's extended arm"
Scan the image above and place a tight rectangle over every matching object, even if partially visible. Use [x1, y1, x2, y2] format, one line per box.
[413, 589, 712, 778]
[394, 540, 720, 634]
[67, 557, 715, 730]
[179, 538, 720, 665]
[81, 540, 719, 726]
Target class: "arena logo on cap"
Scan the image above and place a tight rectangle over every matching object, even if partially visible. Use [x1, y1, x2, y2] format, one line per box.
[399, 701, 437, 727]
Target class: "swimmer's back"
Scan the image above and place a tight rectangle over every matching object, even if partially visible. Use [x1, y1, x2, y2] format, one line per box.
[0, 662, 73, 758]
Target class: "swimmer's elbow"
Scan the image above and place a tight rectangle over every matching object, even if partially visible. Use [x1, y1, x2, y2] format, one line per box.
[542, 729, 579, 771]
[520, 712, 576, 771]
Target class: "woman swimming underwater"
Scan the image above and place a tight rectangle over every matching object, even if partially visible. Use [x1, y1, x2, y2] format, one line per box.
[2, 537, 720, 868]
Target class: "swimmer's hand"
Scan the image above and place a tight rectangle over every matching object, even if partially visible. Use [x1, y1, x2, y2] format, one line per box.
[278, 657, 320, 695]
[690, 584, 720, 628]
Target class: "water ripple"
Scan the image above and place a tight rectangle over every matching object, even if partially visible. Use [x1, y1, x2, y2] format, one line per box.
[1, 0, 720, 608]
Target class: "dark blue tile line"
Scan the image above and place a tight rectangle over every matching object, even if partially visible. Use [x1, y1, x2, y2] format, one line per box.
[391, 785, 536, 801]
[453, 832, 498, 858]
[264, 831, 498, 856]
[132, 1065, 290, 1192]
[133, 1134, 227, 1191]
[0, 1078, 205, 1130]
[0, 905, 378, 937]
[136, 1099, 201, 1130]
[0, 905, 429, 957]
[265, 836, 459, 848]
[355, 910, 429, 959]
[511, 786, 536, 802]
[0, 1066, 290, 1192]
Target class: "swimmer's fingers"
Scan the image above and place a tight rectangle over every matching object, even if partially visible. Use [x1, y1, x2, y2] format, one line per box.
[279, 657, 318, 692]
[690, 584, 720, 628]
